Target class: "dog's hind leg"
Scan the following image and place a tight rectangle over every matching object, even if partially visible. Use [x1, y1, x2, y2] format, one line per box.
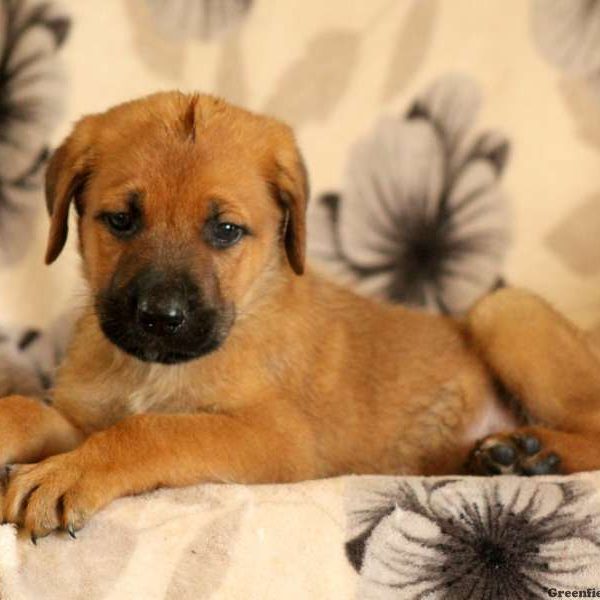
[465, 288, 600, 475]
[467, 427, 600, 475]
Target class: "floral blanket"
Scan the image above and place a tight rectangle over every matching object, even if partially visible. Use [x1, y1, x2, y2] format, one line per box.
[2, 2, 600, 599]
[1, 474, 599, 599]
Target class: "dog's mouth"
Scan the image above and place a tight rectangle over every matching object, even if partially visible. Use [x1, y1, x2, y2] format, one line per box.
[98, 315, 228, 365]
[96, 296, 233, 365]
[119, 337, 224, 365]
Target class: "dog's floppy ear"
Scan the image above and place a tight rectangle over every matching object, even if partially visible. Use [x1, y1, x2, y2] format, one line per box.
[45, 116, 96, 265]
[270, 135, 310, 275]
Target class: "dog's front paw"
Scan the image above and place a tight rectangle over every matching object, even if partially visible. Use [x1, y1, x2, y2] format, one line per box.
[466, 431, 562, 476]
[2, 452, 110, 542]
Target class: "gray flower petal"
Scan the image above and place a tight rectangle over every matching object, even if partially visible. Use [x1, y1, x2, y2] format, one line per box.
[338, 118, 445, 269]
[353, 271, 400, 301]
[0, 177, 43, 264]
[358, 507, 443, 599]
[0, 0, 69, 265]
[532, 0, 600, 77]
[0, 337, 45, 397]
[0, 30, 65, 178]
[145, 0, 252, 42]
[437, 253, 502, 315]
[381, 0, 439, 102]
[466, 130, 511, 175]
[411, 73, 482, 166]
[310, 74, 511, 314]
[546, 192, 600, 277]
[447, 159, 510, 244]
[348, 478, 600, 598]
[262, 30, 360, 127]
[438, 162, 510, 313]
[0, 311, 69, 396]
[165, 507, 245, 599]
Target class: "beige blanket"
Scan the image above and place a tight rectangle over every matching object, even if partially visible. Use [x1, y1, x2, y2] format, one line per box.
[1, 474, 599, 599]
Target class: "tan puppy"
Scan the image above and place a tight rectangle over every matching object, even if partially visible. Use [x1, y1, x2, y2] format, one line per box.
[1, 92, 600, 541]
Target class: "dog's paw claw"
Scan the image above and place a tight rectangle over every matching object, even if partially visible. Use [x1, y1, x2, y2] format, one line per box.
[467, 432, 561, 476]
[67, 524, 77, 539]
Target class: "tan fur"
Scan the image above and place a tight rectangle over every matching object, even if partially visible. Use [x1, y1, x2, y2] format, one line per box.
[2, 92, 600, 539]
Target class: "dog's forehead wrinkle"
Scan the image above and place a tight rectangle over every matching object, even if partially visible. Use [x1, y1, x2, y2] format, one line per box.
[182, 94, 199, 141]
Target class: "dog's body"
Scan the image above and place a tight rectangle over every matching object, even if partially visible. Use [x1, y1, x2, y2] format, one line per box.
[54, 274, 504, 478]
[2, 92, 600, 540]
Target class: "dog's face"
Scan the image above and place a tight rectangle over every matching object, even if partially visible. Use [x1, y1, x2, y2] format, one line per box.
[44, 93, 309, 364]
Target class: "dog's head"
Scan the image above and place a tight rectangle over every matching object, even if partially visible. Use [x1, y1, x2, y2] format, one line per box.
[45, 92, 309, 364]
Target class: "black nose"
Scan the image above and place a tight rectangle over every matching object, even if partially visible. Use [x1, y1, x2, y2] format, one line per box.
[136, 293, 186, 336]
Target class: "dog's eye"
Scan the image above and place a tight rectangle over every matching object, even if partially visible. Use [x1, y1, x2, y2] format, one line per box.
[103, 212, 137, 236]
[209, 222, 245, 249]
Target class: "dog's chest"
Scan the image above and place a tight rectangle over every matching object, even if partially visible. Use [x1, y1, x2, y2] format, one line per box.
[126, 365, 207, 414]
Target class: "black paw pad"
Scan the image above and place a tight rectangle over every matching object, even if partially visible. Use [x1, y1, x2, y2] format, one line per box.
[467, 433, 562, 477]
[515, 435, 541, 456]
[522, 452, 561, 476]
[489, 444, 516, 466]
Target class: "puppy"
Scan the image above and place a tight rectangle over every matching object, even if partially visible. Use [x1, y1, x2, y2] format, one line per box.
[1, 92, 600, 541]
